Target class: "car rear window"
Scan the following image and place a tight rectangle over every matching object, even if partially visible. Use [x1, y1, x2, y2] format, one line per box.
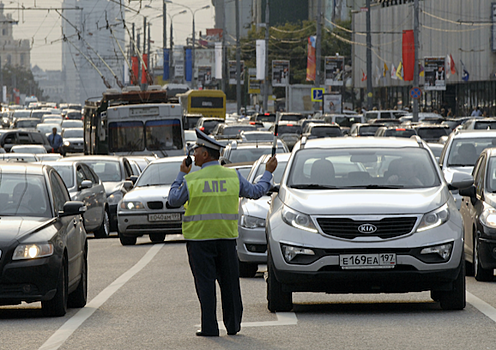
[384, 129, 416, 137]
[474, 122, 496, 130]
[416, 128, 449, 139]
[222, 125, 257, 135]
[277, 125, 302, 135]
[310, 127, 342, 137]
[358, 125, 381, 136]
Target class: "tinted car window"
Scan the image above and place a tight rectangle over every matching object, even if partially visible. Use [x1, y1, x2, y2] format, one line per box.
[0, 174, 50, 217]
[50, 171, 70, 212]
[255, 114, 276, 123]
[310, 127, 342, 137]
[222, 125, 257, 135]
[358, 125, 381, 136]
[416, 128, 449, 139]
[384, 129, 416, 137]
[31, 133, 46, 144]
[447, 138, 496, 166]
[277, 125, 302, 135]
[51, 164, 75, 188]
[83, 160, 122, 182]
[474, 121, 496, 130]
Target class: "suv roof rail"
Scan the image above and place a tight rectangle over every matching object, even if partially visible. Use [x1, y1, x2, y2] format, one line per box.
[410, 135, 424, 148]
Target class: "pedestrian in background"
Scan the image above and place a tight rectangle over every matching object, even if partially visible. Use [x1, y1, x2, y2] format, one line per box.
[47, 127, 63, 154]
[168, 129, 278, 337]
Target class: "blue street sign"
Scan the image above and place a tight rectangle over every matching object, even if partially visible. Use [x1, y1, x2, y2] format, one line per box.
[311, 87, 325, 102]
[410, 87, 422, 99]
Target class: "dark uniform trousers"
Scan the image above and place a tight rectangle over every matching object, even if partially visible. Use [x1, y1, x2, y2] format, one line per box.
[186, 239, 243, 335]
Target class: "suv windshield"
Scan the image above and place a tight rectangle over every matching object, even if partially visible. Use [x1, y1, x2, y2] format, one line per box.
[288, 148, 440, 189]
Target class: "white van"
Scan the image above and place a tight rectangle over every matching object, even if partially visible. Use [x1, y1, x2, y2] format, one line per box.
[364, 110, 408, 122]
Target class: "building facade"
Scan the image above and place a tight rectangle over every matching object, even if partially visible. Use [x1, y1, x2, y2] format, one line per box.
[352, 0, 496, 116]
[0, 3, 30, 69]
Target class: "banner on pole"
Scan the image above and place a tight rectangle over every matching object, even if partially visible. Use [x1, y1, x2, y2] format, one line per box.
[306, 36, 316, 81]
[248, 67, 261, 94]
[214, 42, 223, 80]
[272, 60, 290, 87]
[324, 56, 344, 86]
[163, 49, 170, 81]
[402, 30, 414, 81]
[323, 93, 342, 114]
[256, 39, 265, 80]
[229, 60, 244, 85]
[424, 57, 446, 91]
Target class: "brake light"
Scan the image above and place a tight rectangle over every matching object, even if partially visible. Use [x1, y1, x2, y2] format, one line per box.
[396, 128, 406, 131]
[249, 122, 255, 125]
[199, 127, 205, 131]
[264, 113, 270, 116]
[287, 124, 293, 126]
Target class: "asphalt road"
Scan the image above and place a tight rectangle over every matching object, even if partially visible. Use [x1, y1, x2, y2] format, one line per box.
[2, 234, 496, 350]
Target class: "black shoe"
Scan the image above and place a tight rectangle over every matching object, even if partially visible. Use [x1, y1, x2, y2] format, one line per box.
[196, 330, 219, 337]
[227, 331, 238, 336]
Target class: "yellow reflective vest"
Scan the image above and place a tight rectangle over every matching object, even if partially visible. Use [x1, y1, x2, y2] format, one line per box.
[182, 165, 240, 240]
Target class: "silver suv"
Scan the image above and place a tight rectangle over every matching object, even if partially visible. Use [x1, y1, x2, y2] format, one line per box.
[439, 129, 496, 209]
[266, 136, 472, 312]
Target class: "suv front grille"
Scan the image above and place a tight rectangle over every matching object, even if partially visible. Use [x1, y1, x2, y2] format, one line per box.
[316, 217, 417, 239]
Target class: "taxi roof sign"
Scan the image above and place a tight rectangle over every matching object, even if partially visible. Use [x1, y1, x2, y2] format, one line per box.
[311, 88, 325, 102]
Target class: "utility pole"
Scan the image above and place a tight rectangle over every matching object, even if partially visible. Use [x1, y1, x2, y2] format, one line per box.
[366, 0, 372, 110]
[147, 21, 151, 83]
[413, 0, 419, 122]
[137, 31, 141, 87]
[235, 0, 241, 114]
[263, 0, 269, 113]
[163, 1, 167, 82]
[221, 0, 226, 94]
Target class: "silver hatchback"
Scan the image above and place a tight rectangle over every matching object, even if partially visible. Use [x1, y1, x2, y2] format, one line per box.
[266, 137, 472, 312]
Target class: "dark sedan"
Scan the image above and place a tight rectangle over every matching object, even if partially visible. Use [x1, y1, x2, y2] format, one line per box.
[460, 147, 496, 281]
[47, 160, 110, 238]
[0, 163, 87, 316]
[58, 155, 138, 232]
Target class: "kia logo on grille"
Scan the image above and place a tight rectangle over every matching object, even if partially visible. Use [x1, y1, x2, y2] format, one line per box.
[358, 223, 377, 234]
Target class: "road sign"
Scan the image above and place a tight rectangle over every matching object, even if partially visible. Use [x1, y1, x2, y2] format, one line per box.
[311, 87, 325, 102]
[410, 87, 422, 99]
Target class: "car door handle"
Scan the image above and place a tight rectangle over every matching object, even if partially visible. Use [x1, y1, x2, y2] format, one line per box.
[73, 218, 78, 226]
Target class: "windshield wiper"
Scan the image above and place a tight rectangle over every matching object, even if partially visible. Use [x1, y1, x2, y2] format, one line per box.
[344, 184, 405, 189]
[290, 184, 340, 189]
[139, 183, 167, 187]
[448, 164, 472, 167]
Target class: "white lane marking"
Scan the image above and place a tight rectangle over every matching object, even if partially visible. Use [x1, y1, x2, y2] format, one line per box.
[39, 244, 164, 350]
[214, 312, 298, 331]
[467, 291, 496, 322]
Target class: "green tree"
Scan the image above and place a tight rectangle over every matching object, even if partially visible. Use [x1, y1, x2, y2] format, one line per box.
[227, 19, 351, 99]
[1, 65, 47, 104]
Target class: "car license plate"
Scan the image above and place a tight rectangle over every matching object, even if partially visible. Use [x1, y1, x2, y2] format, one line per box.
[339, 253, 396, 269]
[148, 213, 181, 222]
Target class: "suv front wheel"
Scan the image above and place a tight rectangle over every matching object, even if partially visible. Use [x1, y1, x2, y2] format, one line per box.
[438, 260, 466, 310]
[266, 250, 292, 312]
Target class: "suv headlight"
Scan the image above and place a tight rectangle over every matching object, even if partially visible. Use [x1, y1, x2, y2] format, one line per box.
[240, 215, 265, 229]
[13, 243, 54, 260]
[108, 191, 123, 205]
[417, 203, 449, 232]
[120, 201, 144, 210]
[480, 208, 496, 228]
[281, 205, 318, 233]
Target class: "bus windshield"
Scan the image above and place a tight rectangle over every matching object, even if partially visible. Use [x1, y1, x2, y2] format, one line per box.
[145, 119, 183, 151]
[109, 121, 144, 152]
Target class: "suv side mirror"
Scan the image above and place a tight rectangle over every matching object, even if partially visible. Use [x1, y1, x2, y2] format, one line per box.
[122, 180, 134, 191]
[80, 180, 92, 190]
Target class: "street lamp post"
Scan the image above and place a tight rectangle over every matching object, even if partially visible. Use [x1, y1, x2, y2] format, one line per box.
[169, 10, 187, 80]
[165, 1, 210, 88]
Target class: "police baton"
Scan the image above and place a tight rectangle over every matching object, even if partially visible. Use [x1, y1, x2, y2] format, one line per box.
[272, 112, 281, 157]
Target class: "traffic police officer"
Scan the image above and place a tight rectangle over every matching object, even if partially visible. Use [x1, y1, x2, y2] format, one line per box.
[168, 129, 277, 337]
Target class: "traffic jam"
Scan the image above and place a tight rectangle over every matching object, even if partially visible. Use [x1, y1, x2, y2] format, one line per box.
[2, 88, 496, 347]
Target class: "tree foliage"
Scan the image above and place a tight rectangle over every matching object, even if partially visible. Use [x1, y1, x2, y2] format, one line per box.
[227, 19, 351, 99]
[1, 65, 47, 104]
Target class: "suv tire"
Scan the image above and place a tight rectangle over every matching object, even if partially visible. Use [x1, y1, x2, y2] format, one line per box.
[474, 235, 494, 282]
[439, 260, 466, 310]
[267, 251, 292, 312]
